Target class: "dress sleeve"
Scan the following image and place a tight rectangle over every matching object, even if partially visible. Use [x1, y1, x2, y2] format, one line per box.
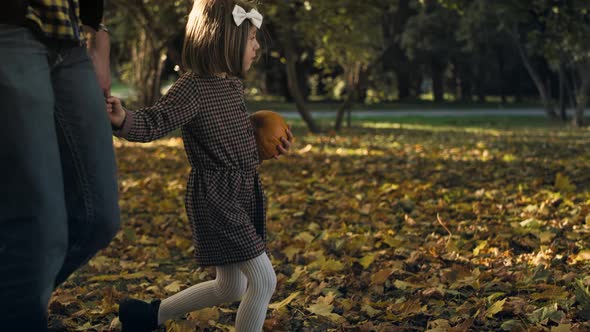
[113, 74, 200, 142]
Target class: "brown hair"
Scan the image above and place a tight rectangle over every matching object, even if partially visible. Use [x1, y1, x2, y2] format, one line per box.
[182, 0, 258, 78]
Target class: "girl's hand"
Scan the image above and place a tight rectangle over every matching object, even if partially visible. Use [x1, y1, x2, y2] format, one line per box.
[274, 126, 294, 159]
[106, 96, 126, 128]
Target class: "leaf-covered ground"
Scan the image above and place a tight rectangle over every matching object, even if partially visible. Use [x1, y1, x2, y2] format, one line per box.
[49, 119, 590, 331]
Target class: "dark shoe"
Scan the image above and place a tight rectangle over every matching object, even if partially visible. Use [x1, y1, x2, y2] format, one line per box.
[119, 298, 161, 332]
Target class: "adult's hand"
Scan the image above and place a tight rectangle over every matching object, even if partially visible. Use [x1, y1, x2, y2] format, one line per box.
[87, 29, 111, 97]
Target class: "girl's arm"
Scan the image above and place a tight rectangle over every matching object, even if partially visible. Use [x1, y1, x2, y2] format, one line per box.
[109, 74, 200, 142]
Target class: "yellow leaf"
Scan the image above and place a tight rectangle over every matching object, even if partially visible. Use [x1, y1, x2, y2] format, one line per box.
[359, 252, 378, 269]
[572, 249, 590, 263]
[551, 324, 572, 332]
[88, 272, 147, 282]
[164, 281, 183, 293]
[296, 232, 315, 243]
[340, 299, 354, 311]
[146, 285, 160, 293]
[574, 278, 590, 310]
[361, 304, 381, 318]
[388, 299, 424, 317]
[531, 285, 569, 301]
[75, 322, 94, 331]
[382, 234, 401, 248]
[307, 303, 333, 316]
[307, 303, 345, 323]
[282, 246, 300, 262]
[371, 269, 393, 285]
[537, 231, 556, 244]
[213, 323, 235, 332]
[502, 154, 517, 162]
[394, 279, 413, 290]
[359, 204, 372, 215]
[473, 240, 487, 256]
[292, 211, 304, 218]
[555, 173, 576, 192]
[486, 298, 506, 318]
[88, 256, 111, 272]
[427, 319, 451, 331]
[323, 259, 345, 272]
[188, 307, 220, 322]
[288, 266, 305, 283]
[269, 291, 300, 310]
[520, 218, 542, 228]
[318, 292, 336, 305]
[297, 144, 312, 154]
[109, 317, 121, 330]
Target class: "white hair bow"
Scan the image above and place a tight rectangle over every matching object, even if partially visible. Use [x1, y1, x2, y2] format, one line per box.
[232, 5, 263, 29]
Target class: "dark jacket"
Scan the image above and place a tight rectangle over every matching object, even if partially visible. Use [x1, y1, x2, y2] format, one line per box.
[0, 0, 104, 30]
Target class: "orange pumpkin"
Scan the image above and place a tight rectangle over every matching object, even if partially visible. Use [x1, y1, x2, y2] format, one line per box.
[250, 110, 289, 160]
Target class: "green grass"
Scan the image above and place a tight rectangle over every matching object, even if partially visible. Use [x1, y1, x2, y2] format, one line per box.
[246, 100, 543, 112]
[163, 115, 588, 139]
[111, 80, 544, 111]
[110, 80, 133, 98]
[286, 115, 589, 133]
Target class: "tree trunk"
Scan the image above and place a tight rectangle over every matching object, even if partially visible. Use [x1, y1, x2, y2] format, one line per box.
[335, 93, 353, 132]
[510, 28, 557, 118]
[110, 0, 175, 108]
[382, 0, 414, 100]
[573, 63, 590, 127]
[396, 70, 411, 100]
[282, 34, 320, 133]
[497, 49, 507, 105]
[131, 30, 166, 107]
[514, 73, 523, 103]
[558, 62, 568, 121]
[356, 67, 369, 104]
[456, 61, 472, 102]
[431, 60, 445, 102]
[460, 77, 472, 102]
[474, 70, 485, 102]
[335, 59, 375, 131]
[566, 68, 578, 110]
[335, 64, 357, 131]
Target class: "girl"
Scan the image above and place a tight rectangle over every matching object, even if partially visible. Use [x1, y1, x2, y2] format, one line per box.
[106, 1, 293, 331]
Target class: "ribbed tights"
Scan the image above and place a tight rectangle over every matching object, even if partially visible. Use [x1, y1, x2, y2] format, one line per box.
[157, 253, 276, 332]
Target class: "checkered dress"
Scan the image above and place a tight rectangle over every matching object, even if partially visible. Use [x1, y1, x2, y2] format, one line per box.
[114, 73, 267, 267]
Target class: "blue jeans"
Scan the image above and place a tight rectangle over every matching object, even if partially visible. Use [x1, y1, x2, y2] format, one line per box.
[0, 25, 120, 330]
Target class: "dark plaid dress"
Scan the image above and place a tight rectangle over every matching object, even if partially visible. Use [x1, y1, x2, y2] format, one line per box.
[114, 72, 266, 267]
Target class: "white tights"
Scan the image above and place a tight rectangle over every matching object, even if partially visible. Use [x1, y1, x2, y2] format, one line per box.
[157, 253, 276, 332]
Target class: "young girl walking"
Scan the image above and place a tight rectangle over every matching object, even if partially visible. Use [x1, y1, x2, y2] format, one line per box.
[106, 1, 293, 331]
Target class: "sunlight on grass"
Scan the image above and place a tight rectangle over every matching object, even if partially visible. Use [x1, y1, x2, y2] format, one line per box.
[113, 137, 184, 148]
[360, 121, 505, 136]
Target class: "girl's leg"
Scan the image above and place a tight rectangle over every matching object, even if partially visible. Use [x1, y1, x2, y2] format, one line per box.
[235, 253, 277, 332]
[157, 262, 247, 324]
[119, 254, 274, 332]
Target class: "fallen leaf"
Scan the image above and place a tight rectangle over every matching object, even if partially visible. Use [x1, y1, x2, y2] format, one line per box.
[486, 298, 506, 318]
[164, 281, 183, 293]
[269, 291, 300, 310]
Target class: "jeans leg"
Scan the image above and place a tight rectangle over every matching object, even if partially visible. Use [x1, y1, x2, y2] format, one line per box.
[0, 26, 68, 330]
[51, 45, 121, 286]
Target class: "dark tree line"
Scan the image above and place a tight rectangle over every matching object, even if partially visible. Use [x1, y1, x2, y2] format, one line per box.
[106, 0, 590, 131]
